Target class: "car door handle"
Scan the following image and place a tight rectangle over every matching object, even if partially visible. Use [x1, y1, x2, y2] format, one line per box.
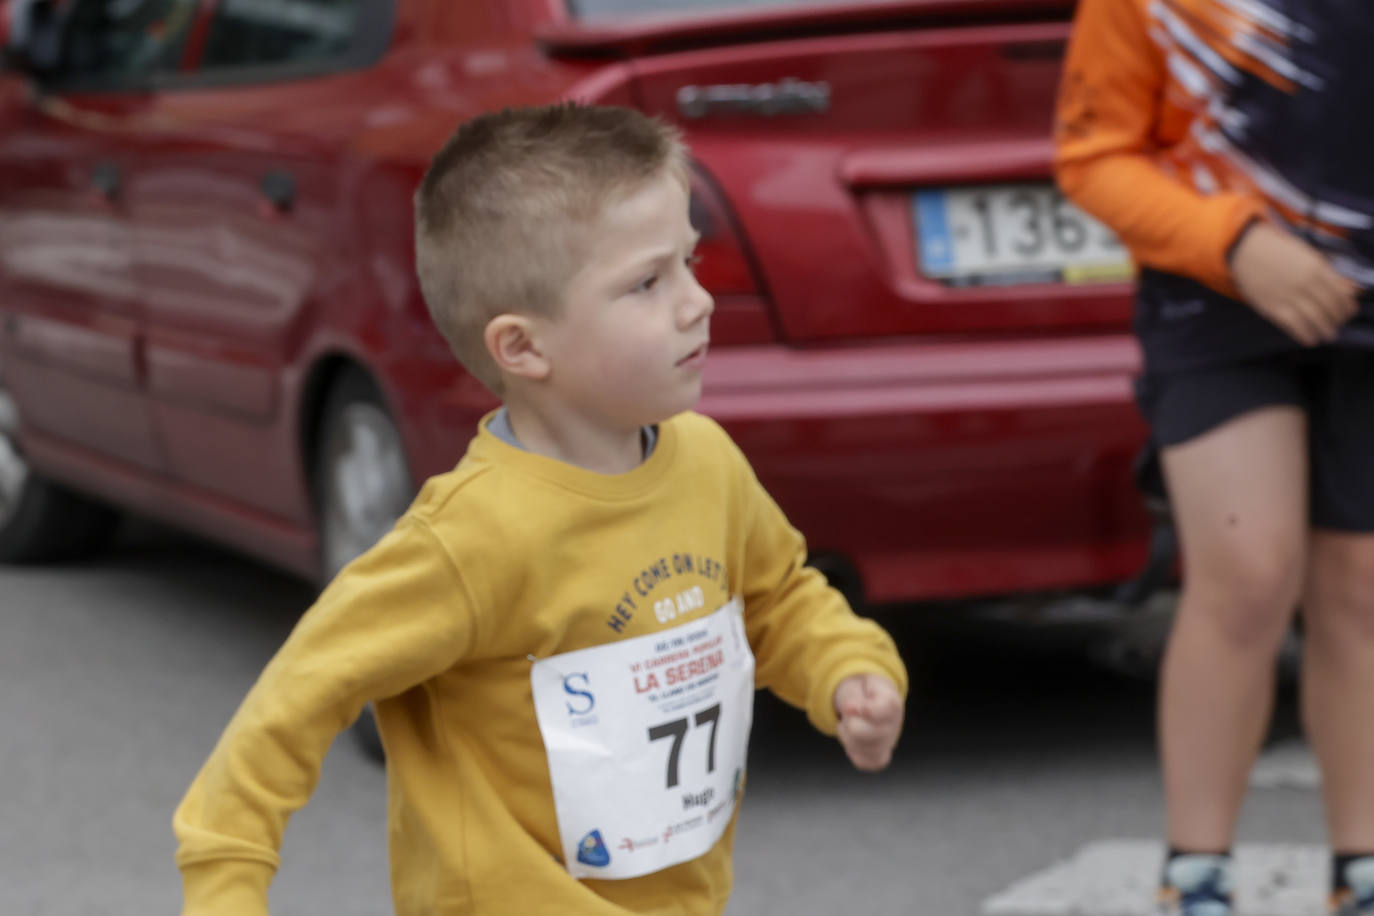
[259, 169, 296, 215]
[90, 161, 121, 201]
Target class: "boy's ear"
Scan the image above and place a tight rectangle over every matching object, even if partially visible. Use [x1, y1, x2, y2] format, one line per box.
[484, 314, 550, 382]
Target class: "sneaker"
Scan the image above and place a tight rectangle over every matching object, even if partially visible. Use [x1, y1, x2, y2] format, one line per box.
[1157, 854, 1233, 916]
[1329, 857, 1374, 915]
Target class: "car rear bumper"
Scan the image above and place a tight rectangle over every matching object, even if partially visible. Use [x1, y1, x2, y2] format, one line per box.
[698, 333, 1150, 605]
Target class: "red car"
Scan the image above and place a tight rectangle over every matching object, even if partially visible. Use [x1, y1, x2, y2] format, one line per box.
[0, 0, 1152, 616]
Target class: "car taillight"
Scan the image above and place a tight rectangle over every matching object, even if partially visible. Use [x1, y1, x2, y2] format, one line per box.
[688, 164, 774, 343]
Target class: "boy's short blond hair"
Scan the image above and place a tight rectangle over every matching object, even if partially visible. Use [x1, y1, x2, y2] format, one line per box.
[414, 103, 689, 393]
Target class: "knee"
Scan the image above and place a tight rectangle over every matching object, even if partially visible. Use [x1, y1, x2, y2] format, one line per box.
[1306, 540, 1374, 643]
[1187, 547, 1304, 652]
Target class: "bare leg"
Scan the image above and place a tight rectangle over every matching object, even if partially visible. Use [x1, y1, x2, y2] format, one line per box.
[1303, 531, 1374, 850]
[1159, 406, 1308, 851]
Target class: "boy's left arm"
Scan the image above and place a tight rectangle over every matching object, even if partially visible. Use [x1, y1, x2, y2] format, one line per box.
[730, 450, 908, 768]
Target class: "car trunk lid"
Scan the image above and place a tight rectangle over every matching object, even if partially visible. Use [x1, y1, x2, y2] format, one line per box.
[544, 0, 1134, 342]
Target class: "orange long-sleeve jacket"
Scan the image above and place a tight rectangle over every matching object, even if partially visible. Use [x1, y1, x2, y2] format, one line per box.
[1055, 0, 1374, 364]
[1055, 0, 1263, 299]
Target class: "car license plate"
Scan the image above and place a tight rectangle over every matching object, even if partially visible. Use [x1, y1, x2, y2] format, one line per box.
[913, 184, 1132, 286]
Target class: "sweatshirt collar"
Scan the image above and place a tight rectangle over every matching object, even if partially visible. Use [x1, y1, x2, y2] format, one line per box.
[468, 409, 680, 501]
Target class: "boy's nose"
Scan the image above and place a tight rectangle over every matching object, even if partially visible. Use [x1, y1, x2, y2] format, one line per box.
[679, 275, 715, 328]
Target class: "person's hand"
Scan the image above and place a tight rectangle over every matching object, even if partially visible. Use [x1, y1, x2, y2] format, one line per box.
[833, 673, 903, 771]
[1230, 220, 1359, 346]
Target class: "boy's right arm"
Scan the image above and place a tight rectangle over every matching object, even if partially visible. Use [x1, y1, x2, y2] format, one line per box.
[173, 516, 477, 915]
[1053, 0, 1264, 298]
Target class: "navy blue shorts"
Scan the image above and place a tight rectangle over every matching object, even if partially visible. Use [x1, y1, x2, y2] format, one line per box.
[1135, 347, 1374, 531]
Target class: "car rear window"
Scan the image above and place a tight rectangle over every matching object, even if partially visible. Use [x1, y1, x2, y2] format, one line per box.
[59, 0, 198, 77]
[570, 0, 872, 20]
[202, 0, 363, 69]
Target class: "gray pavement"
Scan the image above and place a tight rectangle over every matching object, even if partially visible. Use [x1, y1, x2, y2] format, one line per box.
[1, 519, 1330, 915]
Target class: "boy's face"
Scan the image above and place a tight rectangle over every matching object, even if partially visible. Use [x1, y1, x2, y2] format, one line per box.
[536, 169, 714, 430]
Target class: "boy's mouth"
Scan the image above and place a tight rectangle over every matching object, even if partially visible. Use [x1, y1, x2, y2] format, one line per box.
[677, 342, 710, 368]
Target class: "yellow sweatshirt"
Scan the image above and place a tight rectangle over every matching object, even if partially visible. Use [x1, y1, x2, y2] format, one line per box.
[174, 410, 907, 915]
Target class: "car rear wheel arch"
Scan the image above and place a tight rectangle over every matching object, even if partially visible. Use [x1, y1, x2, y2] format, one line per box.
[306, 362, 415, 576]
[0, 382, 120, 564]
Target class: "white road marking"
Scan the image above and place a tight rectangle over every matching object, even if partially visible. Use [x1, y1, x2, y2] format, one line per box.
[981, 839, 1330, 915]
[1251, 738, 1320, 790]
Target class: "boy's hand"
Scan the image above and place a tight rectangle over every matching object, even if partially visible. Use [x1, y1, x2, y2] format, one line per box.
[1230, 221, 1359, 346]
[833, 673, 904, 772]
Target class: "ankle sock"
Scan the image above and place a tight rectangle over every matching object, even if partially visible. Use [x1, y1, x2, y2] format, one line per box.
[1333, 852, 1374, 896]
[1162, 848, 1233, 900]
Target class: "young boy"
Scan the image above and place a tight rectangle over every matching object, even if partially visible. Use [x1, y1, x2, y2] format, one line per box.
[173, 103, 907, 915]
[1056, 3, 1374, 915]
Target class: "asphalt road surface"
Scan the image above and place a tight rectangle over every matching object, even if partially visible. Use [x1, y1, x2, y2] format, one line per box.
[2, 519, 1331, 915]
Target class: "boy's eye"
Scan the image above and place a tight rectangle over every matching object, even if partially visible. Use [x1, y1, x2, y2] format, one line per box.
[632, 253, 698, 294]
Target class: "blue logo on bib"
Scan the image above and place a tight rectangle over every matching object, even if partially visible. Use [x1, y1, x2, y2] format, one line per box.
[576, 829, 611, 867]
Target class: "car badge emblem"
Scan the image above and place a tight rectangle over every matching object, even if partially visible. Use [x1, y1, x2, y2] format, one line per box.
[677, 78, 830, 119]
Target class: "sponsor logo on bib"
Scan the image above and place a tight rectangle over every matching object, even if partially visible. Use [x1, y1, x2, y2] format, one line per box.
[577, 830, 611, 868]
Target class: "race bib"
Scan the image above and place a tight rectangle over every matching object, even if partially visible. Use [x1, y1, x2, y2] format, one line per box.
[530, 597, 755, 880]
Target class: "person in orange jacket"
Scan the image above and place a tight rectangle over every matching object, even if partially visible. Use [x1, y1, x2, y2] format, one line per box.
[1056, 2, 1374, 914]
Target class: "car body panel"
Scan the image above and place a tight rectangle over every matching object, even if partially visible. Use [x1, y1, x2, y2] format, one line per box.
[124, 96, 344, 523]
[0, 90, 167, 472]
[699, 334, 1145, 602]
